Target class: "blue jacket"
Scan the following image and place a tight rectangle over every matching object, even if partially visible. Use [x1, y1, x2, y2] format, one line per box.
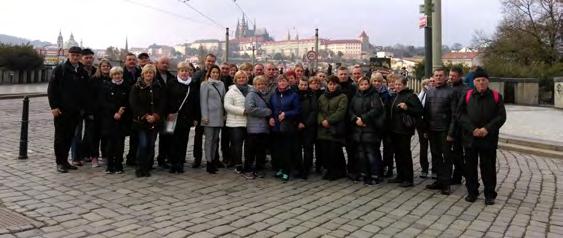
[269, 88, 301, 133]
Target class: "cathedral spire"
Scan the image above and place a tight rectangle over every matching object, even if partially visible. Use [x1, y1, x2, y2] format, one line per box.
[125, 36, 129, 52]
[287, 30, 291, 41]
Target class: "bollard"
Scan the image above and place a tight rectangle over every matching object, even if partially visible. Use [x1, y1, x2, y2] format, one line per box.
[18, 96, 29, 160]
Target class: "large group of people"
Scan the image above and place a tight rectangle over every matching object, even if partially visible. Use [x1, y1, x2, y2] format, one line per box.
[48, 46, 506, 205]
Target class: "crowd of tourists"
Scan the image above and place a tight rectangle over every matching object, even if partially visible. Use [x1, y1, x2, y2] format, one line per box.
[48, 46, 506, 205]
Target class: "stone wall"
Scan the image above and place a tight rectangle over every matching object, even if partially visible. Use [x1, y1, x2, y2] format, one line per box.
[0, 69, 53, 84]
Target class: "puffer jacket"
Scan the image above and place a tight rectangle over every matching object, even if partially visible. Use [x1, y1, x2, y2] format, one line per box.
[224, 84, 249, 127]
[298, 90, 318, 130]
[269, 87, 301, 134]
[98, 80, 130, 136]
[348, 87, 386, 143]
[390, 88, 423, 135]
[245, 88, 272, 134]
[423, 84, 456, 136]
[317, 90, 348, 143]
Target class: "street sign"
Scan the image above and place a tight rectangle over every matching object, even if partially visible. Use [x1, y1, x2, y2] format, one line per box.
[306, 50, 317, 61]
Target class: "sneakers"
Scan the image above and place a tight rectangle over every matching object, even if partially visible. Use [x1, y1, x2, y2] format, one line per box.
[275, 170, 283, 178]
[72, 160, 83, 166]
[57, 165, 68, 173]
[91, 158, 100, 168]
[234, 166, 243, 174]
[105, 169, 114, 174]
[281, 173, 289, 182]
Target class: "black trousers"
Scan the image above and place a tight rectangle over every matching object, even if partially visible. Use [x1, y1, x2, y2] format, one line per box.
[229, 127, 246, 167]
[318, 140, 346, 177]
[54, 113, 81, 165]
[391, 133, 414, 183]
[170, 125, 191, 168]
[382, 133, 395, 172]
[314, 140, 323, 171]
[104, 131, 125, 172]
[451, 138, 465, 181]
[345, 139, 358, 176]
[416, 126, 430, 173]
[82, 116, 99, 159]
[429, 131, 453, 185]
[244, 133, 267, 172]
[218, 126, 231, 164]
[193, 125, 204, 163]
[298, 129, 315, 175]
[271, 132, 298, 174]
[156, 130, 172, 165]
[126, 133, 138, 165]
[464, 147, 498, 199]
[356, 139, 382, 178]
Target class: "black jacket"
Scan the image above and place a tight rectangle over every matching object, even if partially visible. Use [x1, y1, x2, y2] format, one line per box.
[348, 87, 386, 143]
[165, 78, 200, 129]
[298, 90, 318, 130]
[156, 69, 175, 87]
[98, 80, 130, 136]
[88, 75, 111, 115]
[47, 60, 90, 114]
[339, 79, 357, 102]
[390, 89, 423, 135]
[458, 88, 506, 149]
[123, 66, 142, 86]
[423, 84, 457, 135]
[129, 79, 166, 130]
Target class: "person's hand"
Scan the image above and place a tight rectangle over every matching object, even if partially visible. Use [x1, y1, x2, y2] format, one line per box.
[51, 108, 62, 118]
[355, 117, 364, 127]
[398, 102, 408, 110]
[118, 107, 126, 114]
[278, 112, 285, 122]
[447, 136, 454, 142]
[479, 128, 488, 137]
[146, 115, 155, 124]
[473, 128, 481, 137]
[201, 118, 209, 125]
[168, 114, 176, 121]
[298, 123, 305, 129]
[269, 118, 276, 127]
[114, 113, 121, 120]
[193, 121, 198, 127]
[322, 120, 330, 128]
[423, 133, 428, 139]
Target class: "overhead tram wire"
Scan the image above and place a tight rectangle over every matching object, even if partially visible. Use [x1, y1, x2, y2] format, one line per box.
[121, 0, 208, 26]
[178, 0, 225, 30]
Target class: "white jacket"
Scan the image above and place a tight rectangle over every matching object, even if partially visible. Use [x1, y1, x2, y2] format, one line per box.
[224, 85, 249, 127]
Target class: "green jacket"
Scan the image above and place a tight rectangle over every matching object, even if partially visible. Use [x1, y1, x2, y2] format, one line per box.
[317, 91, 348, 143]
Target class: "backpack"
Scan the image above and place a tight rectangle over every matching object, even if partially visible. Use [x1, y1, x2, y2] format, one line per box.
[465, 89, 500, 104]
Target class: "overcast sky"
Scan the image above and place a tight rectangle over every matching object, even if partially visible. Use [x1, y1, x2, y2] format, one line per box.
[1, 0, 503, 49]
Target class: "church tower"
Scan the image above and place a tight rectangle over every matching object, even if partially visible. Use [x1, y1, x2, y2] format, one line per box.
[57, 31, 63, 49]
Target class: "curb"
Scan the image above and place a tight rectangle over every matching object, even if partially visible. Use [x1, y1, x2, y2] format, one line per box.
[0, 93, 48, 100]
[499, 134, 563, 159]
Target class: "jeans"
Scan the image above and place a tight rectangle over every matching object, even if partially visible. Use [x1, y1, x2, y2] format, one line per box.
[356, 140, 382, 178]
[228, 127, 246, 167]
[71, 119, 84, 161]
[244, 133, 267, 172]
[136, 129, 157, 173]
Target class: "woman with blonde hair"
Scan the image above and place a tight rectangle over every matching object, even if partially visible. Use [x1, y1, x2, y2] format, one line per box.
[129, 64, 166, 177]
[224, 70, 250, 173]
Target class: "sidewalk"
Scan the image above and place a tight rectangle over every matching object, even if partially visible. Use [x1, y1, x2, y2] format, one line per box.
[501, 105, 563, 144]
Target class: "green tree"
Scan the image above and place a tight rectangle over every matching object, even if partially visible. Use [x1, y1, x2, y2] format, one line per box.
[0, 43, 44, 70]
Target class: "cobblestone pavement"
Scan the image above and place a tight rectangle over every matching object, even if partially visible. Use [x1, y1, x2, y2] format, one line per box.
[0, 97, 562, 238]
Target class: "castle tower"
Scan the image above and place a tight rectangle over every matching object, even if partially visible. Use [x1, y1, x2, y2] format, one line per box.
[125, 36, 129, 52]
[358, 31, 370, 51]
[57, 31, 63, 49]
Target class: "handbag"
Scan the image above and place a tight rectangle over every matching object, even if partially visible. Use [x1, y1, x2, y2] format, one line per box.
[401, 112, 416, 130]
[165, 87, 190, 134]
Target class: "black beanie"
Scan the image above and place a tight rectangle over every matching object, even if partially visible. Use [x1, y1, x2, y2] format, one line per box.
[473, 67, 489, 79]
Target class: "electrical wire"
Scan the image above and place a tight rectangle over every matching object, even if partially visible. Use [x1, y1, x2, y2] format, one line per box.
[121, 0, 207, 25]
[178, 0, 225, 29]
